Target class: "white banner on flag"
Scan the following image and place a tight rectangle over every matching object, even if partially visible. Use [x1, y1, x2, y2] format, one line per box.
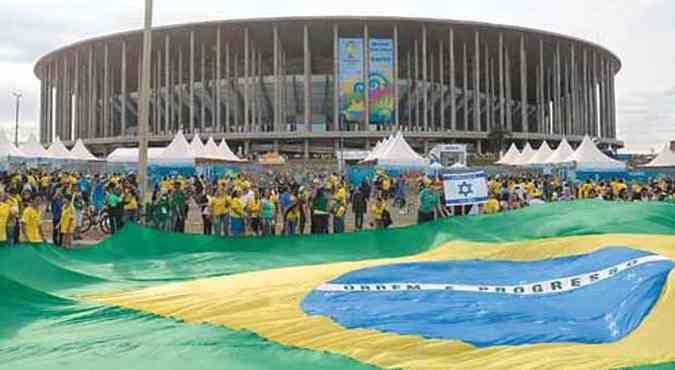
[443, 171, 489, 206]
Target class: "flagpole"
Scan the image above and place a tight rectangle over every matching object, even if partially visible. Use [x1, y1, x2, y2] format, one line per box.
[137, 0, 153, 200]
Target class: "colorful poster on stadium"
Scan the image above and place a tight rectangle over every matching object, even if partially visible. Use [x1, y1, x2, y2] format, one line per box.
[338, 38, 365, 124]
[368, 38, 395, 125]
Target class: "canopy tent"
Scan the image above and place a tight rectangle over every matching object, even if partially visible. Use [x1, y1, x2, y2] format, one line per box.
[70, 139, 100, 161]
[565, 136, 626, 171]
[0, 130, 25, 158]
[47, 137, 75, 159]
[362, 135, 394, 163]
[158, 131, 195, 161]
[544, 138, 575, 165]
[642, 145, 675, 168]
[496, 143, 521, 165]
[106, 147, 167, 163]
[218, 139, 244, 162]
[527, 141, 554, 165]
[19, 134, 52, 159]
[203, 137, 223, 160]
[189, 135, 209, 159]
[362, 132, 428, 166]
[511, 142, 536, 166]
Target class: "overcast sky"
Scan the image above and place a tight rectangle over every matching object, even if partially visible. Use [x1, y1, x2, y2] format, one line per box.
[1, 0, 673, 152]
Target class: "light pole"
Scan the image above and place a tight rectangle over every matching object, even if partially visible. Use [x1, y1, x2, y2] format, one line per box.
[12, 92, 22, 147]
[137, 0, 153, 200]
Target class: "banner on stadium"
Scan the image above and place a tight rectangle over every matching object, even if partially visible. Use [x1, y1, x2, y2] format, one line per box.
[368, 39, 395, 125]
[443, 171, 489, 206]
[338, 38, 365, 124]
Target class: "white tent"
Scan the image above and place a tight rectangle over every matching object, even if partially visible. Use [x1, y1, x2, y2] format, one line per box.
[365, 131, 428, 166]
[362, 135, 394, 163]
[642, 145, 675, 168]
[544, 138, 575, 165]
[20, 134, 53, 159]
[203, 137, 223, 160]
[106, 147, 166, 163]
[527, 141, 554, 165]
[189, 134, 209, 159]
[70, 139, 100, 161]
[218, 139, 243, 162]
[565, 136, 625, 170]
[0, 130, 25, 158]
[158, 131, 195, 161]
[496, 143, 520, 165]
[511, 142, 536, 166]
[47, 137, 75, 159]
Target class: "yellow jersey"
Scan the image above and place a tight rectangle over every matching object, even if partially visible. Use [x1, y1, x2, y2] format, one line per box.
[0, 202, 10, 242]
[229, 197, 245, 218]
[210, 196, 229, 216]
[60, 204, 76, 234]
[21, 206, 42, 243]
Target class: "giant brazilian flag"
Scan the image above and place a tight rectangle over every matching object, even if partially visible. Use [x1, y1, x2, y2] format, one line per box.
[3, 200, 675, 370]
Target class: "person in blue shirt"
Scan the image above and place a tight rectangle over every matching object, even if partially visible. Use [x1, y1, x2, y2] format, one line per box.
[92, 178, 105, 211]
[79, 176, 92, 204]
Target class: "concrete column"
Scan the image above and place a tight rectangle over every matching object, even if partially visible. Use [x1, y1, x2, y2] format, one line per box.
[334, 24, 339, 131]
[407, 52, 412, 130]
[103, 45, 109, 139]
[505, 47, 512, 132]
[473, 31, 480, 132]
[520, 35, 527, 133]
[39, 79, 45, 143]
[422, 25, 428, 131]
[190, 30, 195, 133]
[598, 57, 605, 138]
[62, 55, 68, 140]
[476, 140, 482, 155]
[216, 28, 221, 132]
[439, 39, 444, 130]
[201, 43, 206, 131]
[394, 25, 399, 130]
[498, 33, 505, 130]
[539, 40, 545, 132]
[165, 35, 170, 135]
[73, 51, 80, 140]
[234, 52, 239, 131]
[555, 43, 562, 135]
[304, 139, 309, 160]
[244, 28, 249, 132]
[430, 50, 435, 130]
[449, 27, 456, 131]
[414, 40, 419, 129]
[462, 43, 468, 131]
[570, 45, 577, 135]
[485, 45, 490, 132]
[119, 41, 127, 137]
[363, 23, 370, 130]
[225, 43, 230, 133]
[274, 26, 280, 131]
[303, 24, 311, 132]
[178, 47, 183, 131]
[55, 58, 61, 139]
[610, 62, 616, 138]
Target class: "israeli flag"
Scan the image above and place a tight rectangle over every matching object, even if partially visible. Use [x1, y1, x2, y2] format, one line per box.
[443, 171, 489, 206]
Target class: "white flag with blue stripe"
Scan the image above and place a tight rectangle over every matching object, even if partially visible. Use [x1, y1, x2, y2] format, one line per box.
[443, 171, 489, 206]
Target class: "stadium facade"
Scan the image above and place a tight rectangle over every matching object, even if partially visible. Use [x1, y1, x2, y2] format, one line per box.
[34, 17, 622, 157]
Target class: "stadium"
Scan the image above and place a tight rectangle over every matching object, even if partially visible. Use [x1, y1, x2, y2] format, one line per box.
[33, 16, 623, 157]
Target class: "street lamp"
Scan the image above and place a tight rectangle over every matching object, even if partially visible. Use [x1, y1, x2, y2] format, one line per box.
[12, 92, 22, 147]
[137, 0, 153, 201]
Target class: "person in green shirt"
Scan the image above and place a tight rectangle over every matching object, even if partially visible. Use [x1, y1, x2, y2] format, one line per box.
[170, 183, 187, 233]
[418, 183, 440, 224]
[261, 190, 275, 236]
[153, 191, 171, 231]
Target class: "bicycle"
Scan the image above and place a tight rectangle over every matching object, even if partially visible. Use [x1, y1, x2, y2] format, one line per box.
[79, 205, 113, 234]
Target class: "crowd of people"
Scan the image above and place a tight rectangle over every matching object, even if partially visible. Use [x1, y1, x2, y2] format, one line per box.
[0, 167, 674, 246]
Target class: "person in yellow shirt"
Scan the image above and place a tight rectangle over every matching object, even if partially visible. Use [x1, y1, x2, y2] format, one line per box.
[483, 196, 500, 214]
[246, 191, 262, 236]
[60, 197, 76, 248]
[229, 192, 245, 237]
[334, 185, 348, 206]
[21, 197, 44, 244]
[331, 199, 347, 234]
[285, 202, 300, 235]
[123, 187, 139, 223]
[210, 189, 230, 236]
[372, 196, 387, 229]
[0, 194, 10, 246]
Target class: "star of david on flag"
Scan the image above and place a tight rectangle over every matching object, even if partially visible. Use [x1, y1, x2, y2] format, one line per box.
[443, 171, 489, 206]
